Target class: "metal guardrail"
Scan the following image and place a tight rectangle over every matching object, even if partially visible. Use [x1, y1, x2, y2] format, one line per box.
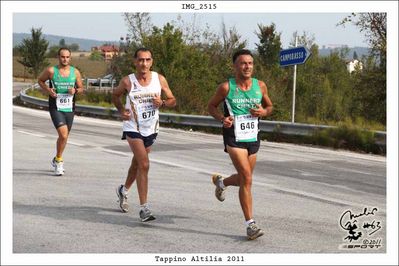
[85, 78, 117, 89]
[19, 85, 386, 142]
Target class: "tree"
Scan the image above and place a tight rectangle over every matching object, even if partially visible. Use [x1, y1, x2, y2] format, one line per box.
[338, 13, 386, 124]
[59, 38, 66, 47]
[89, 50, 103, 61]
[17, 27, 49, 78]
[255, 23, 282, 68]
[289, 31, 316, 48]
[123, 12, 153, 46]
[220, 21, 247, 57]
[13, 46, 21, 56]
[47, 45, 60, 58]
[353, 51, 358, 60]
[338, 13, 386, 67]
[69, 43, 79, 51]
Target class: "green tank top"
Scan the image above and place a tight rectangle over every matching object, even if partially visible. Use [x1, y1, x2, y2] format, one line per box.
[52, 65, 76, 93]
[50, 65, 76, 112]
[225, 78, 262, 116]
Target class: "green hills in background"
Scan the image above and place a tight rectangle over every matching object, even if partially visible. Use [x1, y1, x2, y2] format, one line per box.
[13, 32, 370, 59]
[13, 33, 119, 51]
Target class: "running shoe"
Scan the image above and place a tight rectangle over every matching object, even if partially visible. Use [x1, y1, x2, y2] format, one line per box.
[51, 157, 64, 176]
[246, 222, 265, 240]
[116, 185, 129, 213]
[212, 174, 226, 201]
[139, 207, 156, 222]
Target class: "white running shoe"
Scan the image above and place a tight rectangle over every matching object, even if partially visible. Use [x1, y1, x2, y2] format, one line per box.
[116, 185, 129, 213]
[139, 207, 156, 222]
[51, 157, 64, 176]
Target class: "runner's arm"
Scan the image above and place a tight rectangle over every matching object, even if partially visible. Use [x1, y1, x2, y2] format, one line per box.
[38, 67, 56, 98]
[208, 82, 233, 127]
[259, 81, 273, 117]
[158, 74, 176, 108]
[74, 69, 84, 94]
[112, 76, 131, 120]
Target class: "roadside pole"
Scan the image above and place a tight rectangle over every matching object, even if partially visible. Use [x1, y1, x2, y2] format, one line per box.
[292, 36, 298, 123]
[279, 37, 311, 123]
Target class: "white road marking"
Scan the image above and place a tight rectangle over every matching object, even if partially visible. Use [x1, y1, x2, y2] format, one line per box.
[100, 148, 129, 157]
[68, 141, 86, 147]
[17, 130, 45, 138]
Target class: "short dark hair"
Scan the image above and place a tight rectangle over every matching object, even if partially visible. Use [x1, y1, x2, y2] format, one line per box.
[134, 47, 153, 58]
[57, 47, 71, 56]
[232, 49, 253, 63]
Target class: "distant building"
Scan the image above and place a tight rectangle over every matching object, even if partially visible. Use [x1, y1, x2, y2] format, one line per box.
[91, 45, 119, 61]
[324, 44, 347, 49]
[346, 59, 363, 73]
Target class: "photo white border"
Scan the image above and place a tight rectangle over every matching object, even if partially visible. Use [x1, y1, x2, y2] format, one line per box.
[2, 1, 398, 265]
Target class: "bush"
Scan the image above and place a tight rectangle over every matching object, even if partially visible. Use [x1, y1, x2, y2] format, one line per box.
[312, 124, 384, 154]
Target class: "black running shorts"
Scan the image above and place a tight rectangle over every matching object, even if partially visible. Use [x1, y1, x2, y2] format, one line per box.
[122, 131, 158, 148]
[49, 109, 74, 131]
[223, 127, 260, 155]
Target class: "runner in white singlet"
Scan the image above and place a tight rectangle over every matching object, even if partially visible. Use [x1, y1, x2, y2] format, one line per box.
[122, 71, 162, 137]
[112, 48, 176, 222]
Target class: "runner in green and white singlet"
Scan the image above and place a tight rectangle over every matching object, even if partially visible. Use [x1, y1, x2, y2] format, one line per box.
[224, 78, 262, 142]
[208, 49, 273, 240]
[51, 65, 77, 112]
[38, 47, 84, 176]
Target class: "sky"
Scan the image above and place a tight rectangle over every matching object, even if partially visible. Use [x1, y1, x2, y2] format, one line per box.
[13, 12, 368, 49]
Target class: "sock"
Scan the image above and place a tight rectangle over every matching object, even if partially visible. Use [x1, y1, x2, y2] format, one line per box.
[55, 156, 63, 162]
[219, 179, 226, 189]
[245, 219, 255, 227]
[121, 185, 128, 195]
[140, 203, 148, 210]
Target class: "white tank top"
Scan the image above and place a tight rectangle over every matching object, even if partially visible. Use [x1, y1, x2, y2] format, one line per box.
[122, 71, 161, 136]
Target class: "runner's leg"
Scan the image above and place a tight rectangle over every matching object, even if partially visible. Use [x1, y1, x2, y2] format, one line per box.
[226, 145, 255, 221]
[56, 125, 69, 158]
[124, 156, 138, 190]
[126, 137, 151, 205]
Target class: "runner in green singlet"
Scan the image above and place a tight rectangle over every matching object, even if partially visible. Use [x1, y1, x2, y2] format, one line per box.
[208, 49, 273, 240]
[38, 47, 84, 176]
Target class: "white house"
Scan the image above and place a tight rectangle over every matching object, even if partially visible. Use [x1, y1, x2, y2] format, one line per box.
[346, 59, 363, 73]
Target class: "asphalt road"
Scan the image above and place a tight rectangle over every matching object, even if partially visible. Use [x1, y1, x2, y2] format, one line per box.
[12, 105, 386, 255]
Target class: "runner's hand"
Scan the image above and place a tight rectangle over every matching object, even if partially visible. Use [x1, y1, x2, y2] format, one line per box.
[49, 88, 57, 98]
[250, 104, 265, 117]
[121, 109, 131, 120]
[68, 87, 76, 95]
[153, 94, 162, 108]
[222, 116, 234, 128]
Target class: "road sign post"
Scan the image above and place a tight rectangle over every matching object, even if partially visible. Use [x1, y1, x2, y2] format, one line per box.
[280, 40, 311, 123]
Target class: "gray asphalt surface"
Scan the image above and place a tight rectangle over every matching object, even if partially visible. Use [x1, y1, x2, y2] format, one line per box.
[12, 105, 386, 255]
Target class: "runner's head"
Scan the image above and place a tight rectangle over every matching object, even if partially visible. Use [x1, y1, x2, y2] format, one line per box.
[134, 48, 153, 74]
[232, 49, 254, 79]
[57, 47, 72, 67]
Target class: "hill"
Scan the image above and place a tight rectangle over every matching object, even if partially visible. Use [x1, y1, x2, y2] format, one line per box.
[13, 33, 370, 59]
[13, 33, 118, 51]
[318, 46, 371, 60]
